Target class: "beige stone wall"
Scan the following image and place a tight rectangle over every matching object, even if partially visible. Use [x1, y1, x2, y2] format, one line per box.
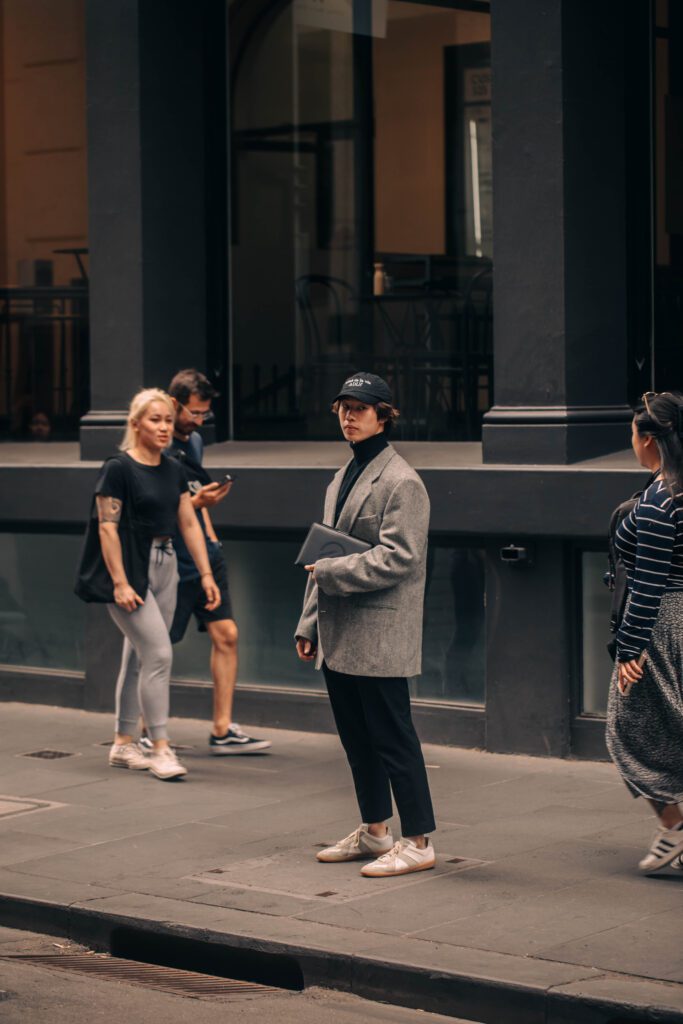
[1, 0, 87, 286]
[373, 4, 489, 255]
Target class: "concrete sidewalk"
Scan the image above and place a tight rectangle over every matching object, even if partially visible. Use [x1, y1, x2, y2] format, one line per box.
[0, 702, 682, 1023]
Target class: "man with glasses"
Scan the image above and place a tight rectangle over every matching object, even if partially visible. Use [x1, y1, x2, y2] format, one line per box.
[162, 369, 271, 755]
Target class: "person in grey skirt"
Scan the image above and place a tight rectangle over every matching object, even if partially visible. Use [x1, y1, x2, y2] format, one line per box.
[607, 390, 683, 873]
[295, 372, 436, 878]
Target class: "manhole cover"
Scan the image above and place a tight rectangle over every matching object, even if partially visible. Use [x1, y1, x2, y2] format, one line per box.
[19, 750, 77, 760]
[0, 954, 279, 999]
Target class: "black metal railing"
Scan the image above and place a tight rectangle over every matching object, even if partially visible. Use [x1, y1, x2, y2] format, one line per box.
[235, 271, 493, 441]
[0, 286, 89, 440]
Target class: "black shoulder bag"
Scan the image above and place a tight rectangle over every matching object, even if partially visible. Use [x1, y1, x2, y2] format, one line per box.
[74, 455, 151, 604]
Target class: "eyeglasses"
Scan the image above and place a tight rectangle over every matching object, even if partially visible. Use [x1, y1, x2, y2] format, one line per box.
[180, 403, 215, 424]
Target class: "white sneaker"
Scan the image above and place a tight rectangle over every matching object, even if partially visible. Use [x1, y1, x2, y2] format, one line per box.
[638, 826, 683, 874]
[361, 837, 435, 878]
[148, 746, 187, 781]
[316, 824, 393, 863]
[109, 742, 149, 771]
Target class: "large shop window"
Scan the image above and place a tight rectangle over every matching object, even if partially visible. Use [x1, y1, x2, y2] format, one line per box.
[173, 535, 485, 704]
[0, 0, 89, 442]
[0, 532, 85, 672]
[230, 0, 492, 441]
[652, 2, 683, 391]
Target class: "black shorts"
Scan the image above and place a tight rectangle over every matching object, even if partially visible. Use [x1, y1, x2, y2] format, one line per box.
[170, 553, 234, 644]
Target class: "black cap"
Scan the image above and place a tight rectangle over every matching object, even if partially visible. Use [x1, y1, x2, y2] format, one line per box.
[334, 372, 392, 405]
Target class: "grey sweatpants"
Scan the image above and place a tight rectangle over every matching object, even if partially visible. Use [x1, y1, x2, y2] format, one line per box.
[108, 541, 178, 741]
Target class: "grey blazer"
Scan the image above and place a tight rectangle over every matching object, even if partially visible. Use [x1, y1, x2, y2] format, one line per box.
[295, 444, 430, 678]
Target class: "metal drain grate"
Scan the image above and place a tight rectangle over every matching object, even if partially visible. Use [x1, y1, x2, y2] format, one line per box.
[20, 750, 76, 760]
[0, 954, 279, 998]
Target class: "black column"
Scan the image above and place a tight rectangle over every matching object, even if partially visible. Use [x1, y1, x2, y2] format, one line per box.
[81, 0, 212, 459]
[482, 0, 637, 464]
[485, 540, 571, 757]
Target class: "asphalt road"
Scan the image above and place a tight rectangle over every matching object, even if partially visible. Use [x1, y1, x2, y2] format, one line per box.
[0, 927, 474, 1024]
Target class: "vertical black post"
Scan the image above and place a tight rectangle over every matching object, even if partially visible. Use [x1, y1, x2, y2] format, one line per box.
[482, 0, 651, 756]
[81, 0, 210, 459]
[81, 0, 144, 457]
[485, 541, 571, 757]
[624, 2, 653, 403]
[204, 0, 230, 440]
[353, 0, 375, 356]
[81, 0, 214, 711]
[482, 0, 634, 464]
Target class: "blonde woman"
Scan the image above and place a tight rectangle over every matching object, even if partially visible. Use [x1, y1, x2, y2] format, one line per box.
[89, 389, 219, 779]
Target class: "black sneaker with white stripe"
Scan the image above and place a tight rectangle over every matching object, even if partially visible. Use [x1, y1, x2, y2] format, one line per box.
[209, 724, 272, 755]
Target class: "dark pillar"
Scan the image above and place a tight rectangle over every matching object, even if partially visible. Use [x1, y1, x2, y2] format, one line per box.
[485, 541, 571, 757]
[81, 0, 211, 459]
[482, 0, 635, 464]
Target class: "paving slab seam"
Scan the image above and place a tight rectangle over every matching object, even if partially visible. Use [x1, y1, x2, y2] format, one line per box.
[359, 928, 683, 991]
[14, 778, 113, 798]
[1, 891, 683, 1024]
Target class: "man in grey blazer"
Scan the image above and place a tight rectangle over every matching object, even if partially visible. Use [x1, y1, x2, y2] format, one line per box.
[295, 372, 436, 877]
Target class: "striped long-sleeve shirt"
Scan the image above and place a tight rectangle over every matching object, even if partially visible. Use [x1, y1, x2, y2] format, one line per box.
[615, 476, 683, 661]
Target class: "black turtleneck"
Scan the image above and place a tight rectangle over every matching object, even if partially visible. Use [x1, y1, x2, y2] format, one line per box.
[334, 431, 389, 525]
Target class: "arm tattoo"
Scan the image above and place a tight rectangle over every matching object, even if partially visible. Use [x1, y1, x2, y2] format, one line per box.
[96, 496, 123, 524]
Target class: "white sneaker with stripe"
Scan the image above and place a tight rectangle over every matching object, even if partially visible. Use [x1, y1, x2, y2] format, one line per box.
[316, 824, 393, 863]
[361, 837, 435, 877]
[638, 826, 683, 874]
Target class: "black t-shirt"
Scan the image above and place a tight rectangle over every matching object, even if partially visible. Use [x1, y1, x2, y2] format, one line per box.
[96, 452, 188, 536]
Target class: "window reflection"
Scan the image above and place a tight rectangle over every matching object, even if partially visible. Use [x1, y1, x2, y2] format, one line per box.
[411, 543, 485, 703]
[0, 533, 85, 671]
[0, 0, 89, 441]
[230, 0, 492, 441]
[173, 534, 485, 704]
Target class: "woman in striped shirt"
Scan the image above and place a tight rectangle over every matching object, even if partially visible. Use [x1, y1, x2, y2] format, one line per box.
[607, 391, 683, 874]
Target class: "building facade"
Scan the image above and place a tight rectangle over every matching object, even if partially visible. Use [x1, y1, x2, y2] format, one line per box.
[0, 0, 681, 759]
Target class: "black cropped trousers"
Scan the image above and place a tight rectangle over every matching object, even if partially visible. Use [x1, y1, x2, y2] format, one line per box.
[323, 663, 436, 836]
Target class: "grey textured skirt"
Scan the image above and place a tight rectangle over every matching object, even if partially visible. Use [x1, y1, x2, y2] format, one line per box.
[606, 591, 683, 803]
